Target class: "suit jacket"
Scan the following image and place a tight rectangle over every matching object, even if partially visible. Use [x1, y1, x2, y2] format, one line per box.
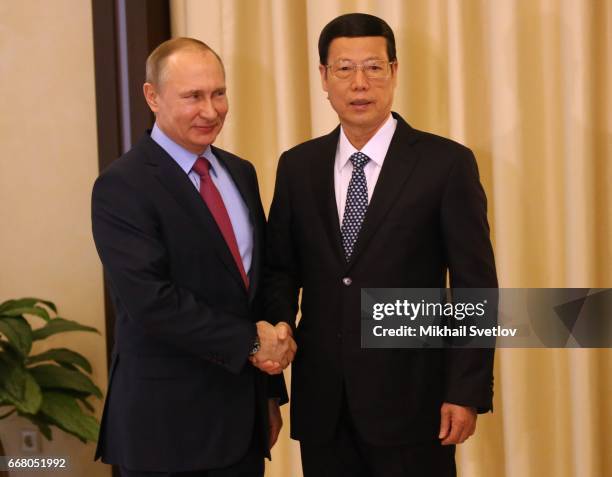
[91, 134, 286, 472]
[265, 112, 497, 445]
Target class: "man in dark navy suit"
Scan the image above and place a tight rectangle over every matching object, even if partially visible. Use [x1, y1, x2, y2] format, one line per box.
[265, 14, 497, 477]
[92, 38, 295, 477]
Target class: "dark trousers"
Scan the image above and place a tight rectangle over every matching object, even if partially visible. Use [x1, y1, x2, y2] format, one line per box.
[120, 445, 263, 477]
[300, 401, 456, 477]
[120, 425, 265, 477]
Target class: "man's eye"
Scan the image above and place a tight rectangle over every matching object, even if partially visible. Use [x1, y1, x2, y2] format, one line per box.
[366, 64, 383, 71]
[338, 65, 353, 71]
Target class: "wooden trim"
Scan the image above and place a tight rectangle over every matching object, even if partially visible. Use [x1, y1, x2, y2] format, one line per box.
[91, 0, 122, 171]
[125, 0, 170, 145]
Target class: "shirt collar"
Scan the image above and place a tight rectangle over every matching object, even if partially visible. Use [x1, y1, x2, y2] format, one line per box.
[150, 123, 217, 175]
[336, 114, 397, 172]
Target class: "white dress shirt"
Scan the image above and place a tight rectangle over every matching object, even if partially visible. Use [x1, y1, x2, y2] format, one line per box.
[334, 114, 397, 222]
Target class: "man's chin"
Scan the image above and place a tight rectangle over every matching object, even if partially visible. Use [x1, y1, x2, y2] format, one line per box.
[341, 113, 379, 129]
[190, 133, 220, 148]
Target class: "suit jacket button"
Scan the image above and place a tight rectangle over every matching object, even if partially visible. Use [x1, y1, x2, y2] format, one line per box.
[342, 277, 352, 286]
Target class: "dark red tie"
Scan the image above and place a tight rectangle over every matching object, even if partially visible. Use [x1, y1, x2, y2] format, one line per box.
[192, 157, 249, 289]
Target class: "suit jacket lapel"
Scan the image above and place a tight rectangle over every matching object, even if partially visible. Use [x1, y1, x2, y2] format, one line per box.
[212, 146, 262, 302]
[310, 127, 346, 266]
[346, 114, 421, 269]
[140, 136, 246, 291]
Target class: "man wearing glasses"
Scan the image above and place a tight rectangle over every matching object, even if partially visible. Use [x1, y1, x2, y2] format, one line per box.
[265, 13, 497, 477]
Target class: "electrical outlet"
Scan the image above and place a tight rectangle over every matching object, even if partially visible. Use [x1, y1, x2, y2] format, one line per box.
[20, 429, 39, 453]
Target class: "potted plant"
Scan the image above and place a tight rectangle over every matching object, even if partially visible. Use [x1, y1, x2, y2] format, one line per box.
[0, 298, 102, 448]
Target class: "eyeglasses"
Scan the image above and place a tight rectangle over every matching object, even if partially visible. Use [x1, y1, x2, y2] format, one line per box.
[326, 60, 396, 80]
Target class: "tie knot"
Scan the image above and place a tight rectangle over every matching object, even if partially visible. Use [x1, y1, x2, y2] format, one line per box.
[349, 152, 370, 169]
[192, 156, 211, 177]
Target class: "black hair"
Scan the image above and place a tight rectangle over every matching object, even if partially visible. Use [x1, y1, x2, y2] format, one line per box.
[318, 13, 397, 65]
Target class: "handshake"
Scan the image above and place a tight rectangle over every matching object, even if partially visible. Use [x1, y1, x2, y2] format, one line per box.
[249, 321, 297, 375]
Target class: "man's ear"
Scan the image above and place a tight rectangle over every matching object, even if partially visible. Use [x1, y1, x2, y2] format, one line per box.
[319, 64, 329, 93]
[143, 82, 159, 112]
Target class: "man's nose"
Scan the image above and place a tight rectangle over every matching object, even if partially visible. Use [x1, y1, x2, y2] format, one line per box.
[351, 67, 370, 89]
[198, 98, 217, 119]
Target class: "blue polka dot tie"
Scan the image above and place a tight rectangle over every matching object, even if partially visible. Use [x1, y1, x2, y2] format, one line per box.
[341, 152, 371, 261]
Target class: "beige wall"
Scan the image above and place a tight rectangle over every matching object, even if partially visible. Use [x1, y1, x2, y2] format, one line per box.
[0, 1, 109, 476]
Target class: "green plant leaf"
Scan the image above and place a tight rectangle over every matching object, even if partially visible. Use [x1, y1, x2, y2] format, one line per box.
[0, 341, 24, 366]
[0, 316, 32, 356]
[28, 365, 102, 399]
[1, 298, 101, 442]
[0, 365, 42, 415]
[78, 397, 95, 413]
[59, 362, 79, 371]
[32, 318, 99, 341]
[39, 391, 99, 443]
[60, 390, 97, 412]
[20, 372, 43, 414]
[1, 306, 51, 322]
[27, 348, 92, 373]
[0, 359, 24, 400]
[0, 298, 57, 314]
[0, 388, 12, 407]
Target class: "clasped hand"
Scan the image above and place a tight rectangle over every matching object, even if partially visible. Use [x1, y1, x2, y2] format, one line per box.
[250, 321, 296, 375]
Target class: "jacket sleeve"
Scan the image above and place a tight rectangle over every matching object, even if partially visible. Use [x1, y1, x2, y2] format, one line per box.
[267, 374, 289, 405]
[91, 169, 256, 374]
[263, 153, 301, 332]
[244, 159, 290, 404]
[440, 147, 498, 412]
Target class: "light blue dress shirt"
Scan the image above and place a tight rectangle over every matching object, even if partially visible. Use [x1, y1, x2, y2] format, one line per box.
[150, 124, 253, 274]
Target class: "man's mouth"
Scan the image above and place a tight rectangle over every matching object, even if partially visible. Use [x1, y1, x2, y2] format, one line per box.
[194, 124, 217, 131]
[349, 99, 373, 111]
